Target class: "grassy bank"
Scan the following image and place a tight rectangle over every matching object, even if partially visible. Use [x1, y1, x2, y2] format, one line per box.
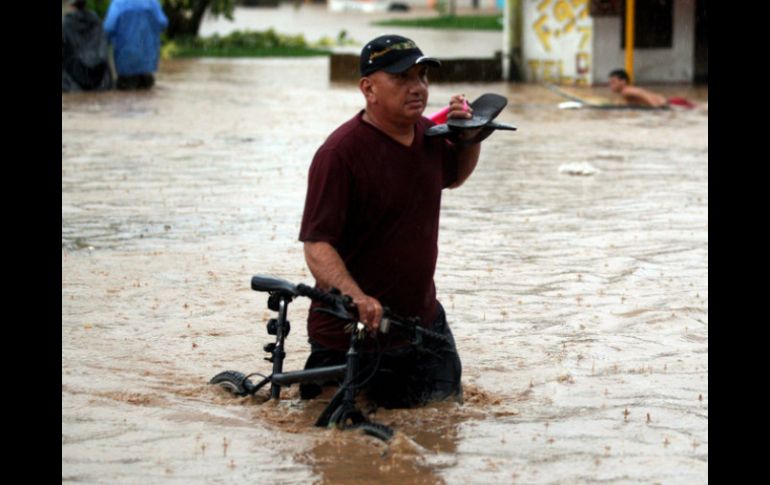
[373, 15, 503, 31]
[163, 29, 342, 59]
[167, 45, 331, 58]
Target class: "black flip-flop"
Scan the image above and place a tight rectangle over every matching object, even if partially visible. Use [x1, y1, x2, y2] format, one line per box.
[426, 93, 516, 144]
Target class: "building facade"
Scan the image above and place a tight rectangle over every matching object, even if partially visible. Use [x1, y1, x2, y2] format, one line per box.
[510, 0, 707, 85]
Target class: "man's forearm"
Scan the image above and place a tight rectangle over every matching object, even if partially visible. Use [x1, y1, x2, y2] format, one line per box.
[303, 241, 383, 329]
[303, 241, 365, 298]
[450, 142, 481, 189]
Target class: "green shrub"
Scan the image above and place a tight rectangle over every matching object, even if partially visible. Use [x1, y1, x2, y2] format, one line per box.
[165, 29, 341, 57]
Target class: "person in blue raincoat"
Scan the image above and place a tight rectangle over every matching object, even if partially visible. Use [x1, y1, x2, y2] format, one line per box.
[104, 0, 168, 90]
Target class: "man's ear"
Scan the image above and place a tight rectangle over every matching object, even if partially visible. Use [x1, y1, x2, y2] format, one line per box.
[359, 76, 376, 104]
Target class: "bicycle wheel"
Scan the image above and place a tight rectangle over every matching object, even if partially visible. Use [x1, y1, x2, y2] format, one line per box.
[351, 422, 394, 441]
[210, 370, 255, 397]
[327, 405, 394, 441]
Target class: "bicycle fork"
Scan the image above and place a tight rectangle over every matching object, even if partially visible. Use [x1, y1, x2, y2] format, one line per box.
[315, 323, 366, 428]
[265, 295, 290, 399]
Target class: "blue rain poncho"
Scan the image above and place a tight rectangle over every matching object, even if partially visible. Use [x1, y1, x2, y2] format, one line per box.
[104, 0, 168, 76]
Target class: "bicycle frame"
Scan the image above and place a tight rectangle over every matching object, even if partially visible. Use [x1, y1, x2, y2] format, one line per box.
[242, 287, 348, 401]
[210, 274, 446, 440]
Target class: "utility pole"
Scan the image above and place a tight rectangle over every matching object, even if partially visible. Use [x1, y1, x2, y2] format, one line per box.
[625, 0, 635, 83]
[502, 0, 523, 81]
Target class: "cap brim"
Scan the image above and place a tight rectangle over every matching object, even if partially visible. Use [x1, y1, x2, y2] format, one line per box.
[382, 54, 441, 74]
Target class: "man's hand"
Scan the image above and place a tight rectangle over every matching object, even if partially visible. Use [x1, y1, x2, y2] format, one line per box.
[351, 293, 383, 333]
[447, 94, 482, 141]
[447, 94, 472, 119]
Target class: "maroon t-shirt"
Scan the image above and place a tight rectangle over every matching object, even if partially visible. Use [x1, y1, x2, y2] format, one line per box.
[299, 110, 459, 350]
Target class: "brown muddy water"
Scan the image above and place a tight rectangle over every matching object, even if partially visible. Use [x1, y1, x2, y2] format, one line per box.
[62, 58, 708, 484]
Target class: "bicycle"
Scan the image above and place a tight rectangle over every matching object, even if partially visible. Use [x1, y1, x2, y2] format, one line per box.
[210, 275, 454, 441]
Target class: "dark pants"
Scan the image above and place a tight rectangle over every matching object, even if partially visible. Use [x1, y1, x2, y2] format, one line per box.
[116, 74, 155, 90]
[300, 304, 463, 408]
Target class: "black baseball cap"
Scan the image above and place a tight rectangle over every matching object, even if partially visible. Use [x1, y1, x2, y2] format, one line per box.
[360, 35, 441, 77]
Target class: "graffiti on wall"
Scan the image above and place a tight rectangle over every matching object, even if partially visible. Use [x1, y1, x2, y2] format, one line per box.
[526, 0, 593, 85]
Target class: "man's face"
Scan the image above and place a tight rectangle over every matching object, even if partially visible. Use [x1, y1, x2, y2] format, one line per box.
[366, 64, 430, 123]
[608, 75, 626, 93]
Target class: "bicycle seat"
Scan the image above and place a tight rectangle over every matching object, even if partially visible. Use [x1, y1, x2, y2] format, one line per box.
[426, 120, 517, 136]
[251, 275, 298, 296]
[425, 93, 516, 145]
[446, 93, 508, 129]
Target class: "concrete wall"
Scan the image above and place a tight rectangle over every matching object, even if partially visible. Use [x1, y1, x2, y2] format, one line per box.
[521, 0, 594, 85]
[592, 0, 695, 84]
[330, 52, 502, 82]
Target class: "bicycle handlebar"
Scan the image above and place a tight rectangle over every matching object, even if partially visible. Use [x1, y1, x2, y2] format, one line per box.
[300, 284, 452, 347]
[252, 275, 451, 346]
[295, 283, 352, 310]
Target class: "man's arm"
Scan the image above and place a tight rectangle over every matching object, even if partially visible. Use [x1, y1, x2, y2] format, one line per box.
[450, 143, 481, 189]
[303, 241, 383, 331]
[445, 94, 482, 189]
[621, 86, 667, 108]
[152, 0, 169, 29]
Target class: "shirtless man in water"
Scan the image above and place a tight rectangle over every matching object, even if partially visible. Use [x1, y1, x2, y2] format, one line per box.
[607, 68, 697, 109]
[608, 69, 669, 108]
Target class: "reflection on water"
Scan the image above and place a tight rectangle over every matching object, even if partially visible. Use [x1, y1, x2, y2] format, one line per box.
[62, 58, 707, 483]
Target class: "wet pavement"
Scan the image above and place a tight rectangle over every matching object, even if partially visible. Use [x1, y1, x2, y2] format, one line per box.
[62, 57, 708, 484]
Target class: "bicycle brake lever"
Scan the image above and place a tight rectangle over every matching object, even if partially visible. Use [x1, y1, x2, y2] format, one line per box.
[379, 317, 391, 334]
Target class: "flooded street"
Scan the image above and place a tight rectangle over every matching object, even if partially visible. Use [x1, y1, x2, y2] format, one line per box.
[62, 57, 708, 484]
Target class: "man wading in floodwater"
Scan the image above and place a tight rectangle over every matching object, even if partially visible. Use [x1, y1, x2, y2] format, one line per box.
[298, 35, 487, 408]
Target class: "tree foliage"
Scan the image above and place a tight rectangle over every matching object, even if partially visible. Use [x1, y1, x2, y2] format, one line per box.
[85, 0, 111, 19]
[80, 0, 234, 38]
[162, 0, 235, 39]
